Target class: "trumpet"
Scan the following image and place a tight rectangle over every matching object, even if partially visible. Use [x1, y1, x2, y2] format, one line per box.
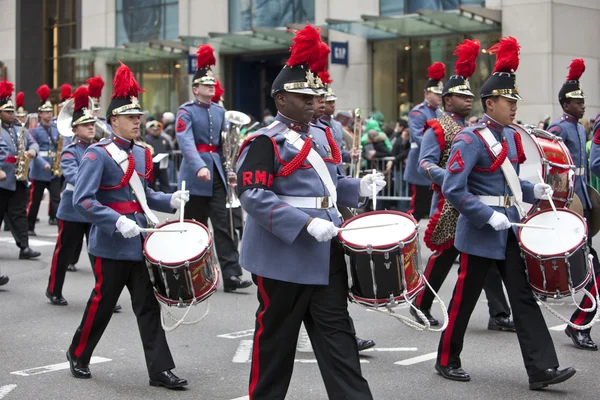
[351, 108, 363, 179]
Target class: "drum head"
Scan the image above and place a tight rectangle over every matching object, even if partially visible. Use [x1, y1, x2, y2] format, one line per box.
[144, 220, 211, 265]
[338, 211, 417, 249]
[517, 131, 543, 213]
[520, 209, 586, 256]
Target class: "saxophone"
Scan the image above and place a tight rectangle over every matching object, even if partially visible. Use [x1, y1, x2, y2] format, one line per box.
[15, 123, 31, 181]
[51, 135, 64, 177]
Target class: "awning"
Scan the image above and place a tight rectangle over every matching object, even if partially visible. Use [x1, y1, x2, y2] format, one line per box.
[63, 41, 187, 63]
[326, 5, 500, 40]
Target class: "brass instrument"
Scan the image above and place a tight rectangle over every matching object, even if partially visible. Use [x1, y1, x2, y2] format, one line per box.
[51, 135, 64, 177]
[222, 110, 251, 237]
[15, 116, 31, 181]
[351, 108, 363, 178]
[57, 96, 106, 144]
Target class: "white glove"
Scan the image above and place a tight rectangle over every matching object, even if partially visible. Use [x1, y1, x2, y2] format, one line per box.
[486, 211, 511, 231]
[359, 172, 387, 197]
[307, 218, 338, 242]
[533, 183, 553, 200]
[170, 190, 190, 209]
[116, 216, 141, 238]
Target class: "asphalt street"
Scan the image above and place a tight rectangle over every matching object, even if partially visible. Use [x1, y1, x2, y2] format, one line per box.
[1, 202, 599, 400]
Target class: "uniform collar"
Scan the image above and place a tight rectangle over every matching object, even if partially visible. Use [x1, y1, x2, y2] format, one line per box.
[480, 114, 505, 135]
[194, 98, 211, 109]
[424, 101, 437, 110]
[561, 112, 578, 125]
[444, 112, 466, 127]
[110, 133, 134, 150]
[321, 114, 332, 123]
[77, 139, 91, 147]
[276, 112, 310, 133]
[2, 122, 12, 130]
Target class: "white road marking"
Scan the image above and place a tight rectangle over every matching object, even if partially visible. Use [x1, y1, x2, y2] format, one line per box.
[394, 352, 437, 366]
[229, 396, 249, 400]
[296, 331, 313, 353]
[10, 356, 111, 376]
[294, 359, 369, 364]
[232, 340, 253, 363]
[361, 347, 418, 352]
[0, 385, 17, 399]
[218, 329, 254, 339]
[549, 324, 568, 331]
[0, 237, 55, 247]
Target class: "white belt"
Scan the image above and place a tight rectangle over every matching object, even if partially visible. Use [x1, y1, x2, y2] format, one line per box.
[278, 195, 334, 209]
[65, 183, 75, 191]
[574, 167, 585, 176]
[39, 151, 50, 157]
[477, 195, 516, 208]
[410, 142, 418, 149]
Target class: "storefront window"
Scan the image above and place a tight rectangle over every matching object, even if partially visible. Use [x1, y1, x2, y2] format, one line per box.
[380, 0, 485, 16]
[116, 0, 178, 46]
[372, 32, 500, 123]
[43, 0, 77, 87]
[229, 0, 315, 32]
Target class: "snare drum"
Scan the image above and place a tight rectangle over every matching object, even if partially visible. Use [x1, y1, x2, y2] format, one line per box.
[143, 220, 218, 307]
[338, 211, 424, 308]
[513, 124, 575, 214]
[518, 208, 592, 297]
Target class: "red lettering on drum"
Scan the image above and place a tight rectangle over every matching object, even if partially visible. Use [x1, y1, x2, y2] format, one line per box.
[242, 171, 253, 186]
[267, 174, 273, 187]
[255, 170, 267, 185]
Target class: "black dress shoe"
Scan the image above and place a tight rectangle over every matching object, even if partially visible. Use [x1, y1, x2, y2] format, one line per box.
[409, 304, 440, 326]
[488, 315, 516, 332]
[149, 370, 188, 389]
[435, 364, 470, 382]
[28, 230, 37, 237]
[113, 303, 122, 312]
[223, 276, 253, 292]
[19, 247, 41, 259]
[0, 275, 8, 286]
[66, 350, 91, 379]
[565, 326, 597, 351]
[67, 264, 77, 272]
[46, 290, 68, 306]
[529, 367, 576, 390]
[356, 337, 376, 351]
[48, 217, 58, 226]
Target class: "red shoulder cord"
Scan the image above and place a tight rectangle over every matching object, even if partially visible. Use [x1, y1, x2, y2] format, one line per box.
[279, 137, 313, 177]
[513, 132, 527, 164]
[323, 127, 341, 164]
[100, 152, 136, 190]
[488, 138, 508, 172]
[137, 147, 154, 183]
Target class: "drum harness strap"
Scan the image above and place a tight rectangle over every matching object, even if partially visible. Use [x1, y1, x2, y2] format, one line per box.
[104, 142, 159, 226]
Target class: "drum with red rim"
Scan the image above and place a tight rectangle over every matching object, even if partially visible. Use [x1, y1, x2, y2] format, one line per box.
[143, 220, 218, 307]
[518, 208, 592, 297]
[338, 210, 424, 308]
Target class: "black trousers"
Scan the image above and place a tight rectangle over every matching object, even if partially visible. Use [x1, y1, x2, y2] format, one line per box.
[437, 231, 558, 376]
[408, 184, 433, 222]
[47, 220, 92, 296]
[249, 240, 372, 400]
[416, 245, 511, 317]
[69, 257, 175, 376]
[184, 176, 242, 280]
[0, 183, 30, 249]
[151, 164, 172, 193]
[28, 178, 61, 230]
[570, 209, 600, 330]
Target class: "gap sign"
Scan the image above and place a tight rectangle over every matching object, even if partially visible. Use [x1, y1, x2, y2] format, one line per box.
[331, 41, 348, 66]
[188, 55, 197, 75]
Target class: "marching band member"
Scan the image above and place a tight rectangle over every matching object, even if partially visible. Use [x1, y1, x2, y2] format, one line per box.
[46, 86, 97, 306]
[321, 86, 351, 176]
[0, 79, 41, 259]
[15, 92, 28, 127]
[175, 44, 251, 292]
[435, 37, 575, 389]
[403, 62, 444, 221]
[413, 39, 514, 331]
[28, 85, 61, 234]
[236, 24, 382, 399]
[66, 62, 189, 389]
[548, 59, 600, 351]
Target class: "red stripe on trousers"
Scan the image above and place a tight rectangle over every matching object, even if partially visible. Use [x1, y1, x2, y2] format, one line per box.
[415, 250, 441, 307]
[249, 276, 270, 399]
[27, 180, 35, 214]
[440, 253, 469, 366]
[48, 219, 64, 293]
[407, 184, 417, 215]
[573, 273, 600, 325]
[74, 257, 104, 358]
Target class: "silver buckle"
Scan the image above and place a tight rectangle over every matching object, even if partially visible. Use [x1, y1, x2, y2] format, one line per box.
[320, 197, 330, 209]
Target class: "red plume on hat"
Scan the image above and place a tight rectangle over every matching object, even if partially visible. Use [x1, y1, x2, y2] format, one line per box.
[567, 59, 585, 81]
[211, 79, 224, 103]
[16, 91, 24, 108]
[286, 23, 322, 67]
[0, 80, 14, 99]
[111, 61, 144, 99]
[37, 84, 50, 101]
[196, 44, 216, 70]
[60, 83, 72, 101]
[488, 36, 520, 73]
[87, 76, 104, 99]
[454, 39, 480, 78]
[73, 86, 90, 112]
[427, 62, 446, 80]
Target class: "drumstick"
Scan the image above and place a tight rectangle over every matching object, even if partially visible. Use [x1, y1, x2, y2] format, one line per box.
[140, 228, 188, 233]
[536, 170, 559, 220]
[511, 223, 554, 230]
[372, 169, 377, 211]
[180, 180, 186, 224]
[337, 222, 399, 232]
